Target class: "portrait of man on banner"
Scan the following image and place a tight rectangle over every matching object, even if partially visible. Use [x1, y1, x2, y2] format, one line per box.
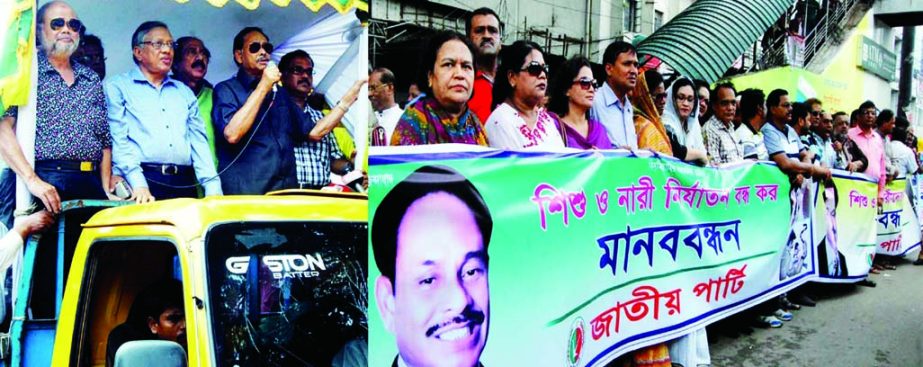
[818, 184, 848, 277]
[372, 165, 493, 367]
[781, 180, 813, 280]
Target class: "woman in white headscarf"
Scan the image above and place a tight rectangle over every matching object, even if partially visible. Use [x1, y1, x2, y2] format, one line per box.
[664, 77, 710, 367]
[662, 78, 707, 164]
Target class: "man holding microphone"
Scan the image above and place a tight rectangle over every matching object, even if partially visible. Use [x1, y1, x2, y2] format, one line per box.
[212, 27, 315, 195]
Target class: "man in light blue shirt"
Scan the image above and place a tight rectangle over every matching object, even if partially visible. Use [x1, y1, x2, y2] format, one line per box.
[107, 21, 221, 202]
[590, 41, 639, 149]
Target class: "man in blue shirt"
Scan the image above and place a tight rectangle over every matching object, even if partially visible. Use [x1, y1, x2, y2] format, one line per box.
[761, 89, 829, 182]
[590, 41, 639, 149]
[212, 27, 314, 195]
[107, 21, 221, 202]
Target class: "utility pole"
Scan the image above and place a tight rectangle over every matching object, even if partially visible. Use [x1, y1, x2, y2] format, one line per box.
[898, 26, 915, 119]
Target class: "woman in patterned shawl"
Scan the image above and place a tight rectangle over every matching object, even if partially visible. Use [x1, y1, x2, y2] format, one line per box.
[390, 31, 488, 146]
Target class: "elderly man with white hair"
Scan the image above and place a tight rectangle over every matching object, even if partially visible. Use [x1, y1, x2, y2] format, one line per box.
[0, 0, 114, 215]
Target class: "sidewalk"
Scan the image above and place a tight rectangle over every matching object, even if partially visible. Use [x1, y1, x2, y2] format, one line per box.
[709, 249, 923, 367]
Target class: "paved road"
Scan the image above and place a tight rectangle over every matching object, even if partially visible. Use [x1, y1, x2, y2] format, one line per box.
[709, 250, 923, 367]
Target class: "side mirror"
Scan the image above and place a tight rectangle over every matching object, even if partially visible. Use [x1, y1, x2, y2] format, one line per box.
[114, 340, 186, 367]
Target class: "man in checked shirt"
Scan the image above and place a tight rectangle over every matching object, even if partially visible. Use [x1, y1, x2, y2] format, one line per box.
[279, 50, 366, 190]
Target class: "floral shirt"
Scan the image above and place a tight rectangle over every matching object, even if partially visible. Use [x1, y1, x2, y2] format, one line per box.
[9, 52, 111, 161]
[484, 103, 565, 150]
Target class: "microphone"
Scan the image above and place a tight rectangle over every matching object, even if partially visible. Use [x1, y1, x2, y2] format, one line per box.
[267, 60, 279, 93]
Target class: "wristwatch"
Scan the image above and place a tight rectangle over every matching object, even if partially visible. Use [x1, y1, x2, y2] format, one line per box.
[340, 161, 354, 175]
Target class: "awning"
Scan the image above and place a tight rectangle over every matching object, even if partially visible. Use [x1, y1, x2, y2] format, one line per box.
[171, 0, 368, 13]
[637, 0, 793, 84]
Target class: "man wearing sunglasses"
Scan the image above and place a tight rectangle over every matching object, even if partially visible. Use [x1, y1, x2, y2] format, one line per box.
[106, 21, 222, 203]
[213, 27, 317, 195]
[805, 98, 823, 129]
[0, 1, 114, 214]
[280, 50, 366, 190]
[172, 36, 218, 169]
[466, 7, 502, 124]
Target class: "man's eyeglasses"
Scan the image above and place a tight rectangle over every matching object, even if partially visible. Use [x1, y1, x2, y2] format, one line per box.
[288, 66, 314, 76]
[811, 110, 822, 116]
[863, 109, 879, 115]
[519, 61, 549, 77]
[654, 92, 668, 102]
[139, 41, 175, 51]
[369, 82, 391, 92]
[248, 42, 273, 54]
[572, 78, 597, 91]
[49, 18, 83, 33]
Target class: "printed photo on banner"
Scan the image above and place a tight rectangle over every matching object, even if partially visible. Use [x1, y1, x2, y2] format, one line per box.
[0, 1, 370, 366]
[371, 165, 492, 367]
[368, 147, 825, 366]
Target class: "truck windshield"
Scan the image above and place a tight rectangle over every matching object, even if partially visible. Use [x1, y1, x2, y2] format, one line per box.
[205, 221, 367, 366]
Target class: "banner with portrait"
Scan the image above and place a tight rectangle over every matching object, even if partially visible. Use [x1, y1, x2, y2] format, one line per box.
[875, 178, 922, 256]
[368, 147, 820, 366]
[814, 173, 878, 282]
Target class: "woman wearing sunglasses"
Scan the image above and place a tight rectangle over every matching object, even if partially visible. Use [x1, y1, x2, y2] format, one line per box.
[390, 31, 488, 146]
[630, 69, 673, 156]
[484, 41, 564, 150]
[546, 56, 612, 150]
[661, 78, 708, 164]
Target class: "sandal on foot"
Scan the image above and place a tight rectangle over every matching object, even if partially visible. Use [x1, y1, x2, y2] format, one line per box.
[756, 315, 783, 328]
[774, 309, 794, 321]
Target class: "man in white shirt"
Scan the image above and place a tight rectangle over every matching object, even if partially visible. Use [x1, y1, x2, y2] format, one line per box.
[370, 67, 403, 145]
[889, 126, 920, 177]
[736, 88, 769, 161]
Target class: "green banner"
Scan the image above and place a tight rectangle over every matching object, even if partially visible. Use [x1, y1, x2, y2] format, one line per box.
[815, 174, 878, 281]
[875, 178, 921, 256]
[368, 149, 821, 366]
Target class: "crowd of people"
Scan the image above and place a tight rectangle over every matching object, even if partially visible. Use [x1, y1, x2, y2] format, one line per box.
[367, 6, 923, 367]
[0, 1, 370, 358]
[0, 0, 368, 227]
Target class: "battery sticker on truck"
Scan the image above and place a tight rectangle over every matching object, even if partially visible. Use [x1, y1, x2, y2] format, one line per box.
[226, 254, 328, 279]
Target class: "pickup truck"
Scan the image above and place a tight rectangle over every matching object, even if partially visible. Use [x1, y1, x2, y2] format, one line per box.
[2, 191, 367, 366]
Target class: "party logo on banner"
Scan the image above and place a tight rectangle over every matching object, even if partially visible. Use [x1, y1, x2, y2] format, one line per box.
[368, 147, 824, 366]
